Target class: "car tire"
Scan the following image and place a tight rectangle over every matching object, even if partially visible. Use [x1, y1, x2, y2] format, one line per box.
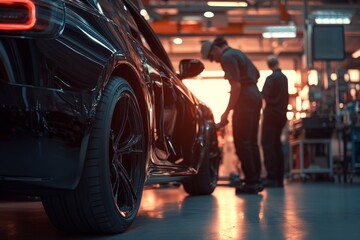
[41, 77, 146, 234]
[182, 122, 220, 195]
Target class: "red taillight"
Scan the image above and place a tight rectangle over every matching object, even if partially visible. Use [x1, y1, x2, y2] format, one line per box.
[0, 0, 36, 30]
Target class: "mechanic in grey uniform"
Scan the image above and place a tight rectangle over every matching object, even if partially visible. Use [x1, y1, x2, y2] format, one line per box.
[261, 55, 289, 188]
[201, 36, 263, 194]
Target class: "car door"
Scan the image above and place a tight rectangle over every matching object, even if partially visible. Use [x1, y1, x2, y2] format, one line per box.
[122, 12, 174, 165]
[123, 0, 201, 169]
[126, 27, 182, 164]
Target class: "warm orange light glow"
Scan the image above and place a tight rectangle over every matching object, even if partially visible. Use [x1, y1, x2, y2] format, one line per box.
[352, 48, 360, 58]
[331, 73, 337, 81]
[183, 78, 230, 123]
[308, 70, 318, 86]
[140, 190, 164, 219]
[287, 111, 294, 120]
[216, 189, 243, 239]
[299, 85, 309, 99]
[185, 70, 298, 123]
[295, 96, 302, 111]
[207, 1, 248, 7]
[0, 0, 36, 30]
[258, 70, 298, 94]
[283, 189, 307, 240]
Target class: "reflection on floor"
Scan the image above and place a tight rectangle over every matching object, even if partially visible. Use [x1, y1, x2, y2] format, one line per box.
[1, 182, 360, 240]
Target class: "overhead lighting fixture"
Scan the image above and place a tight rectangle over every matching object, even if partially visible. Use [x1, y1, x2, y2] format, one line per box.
[153, 8, 178, 15]
[315, 17, 351, 24]
[182, 16, 203, 22]
[262, 25, 297, 38]
[207, 1, 248, 7]
[173, 37, 183, 45]
[314, 11, 352, 25]
[204, 11, 214, 18]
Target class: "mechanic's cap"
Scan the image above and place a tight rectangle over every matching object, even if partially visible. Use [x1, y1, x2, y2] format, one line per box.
[200, 41, 214, 61]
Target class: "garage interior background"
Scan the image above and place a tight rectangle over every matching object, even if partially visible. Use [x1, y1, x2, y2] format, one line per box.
[135, 0, 360, 178]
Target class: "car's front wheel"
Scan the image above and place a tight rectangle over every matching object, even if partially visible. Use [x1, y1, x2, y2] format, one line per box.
[42, 77, 146, 234]
[182, 122, 220, 195]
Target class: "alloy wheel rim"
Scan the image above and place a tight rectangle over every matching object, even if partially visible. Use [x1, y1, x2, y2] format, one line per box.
[109, 92, 144, 218]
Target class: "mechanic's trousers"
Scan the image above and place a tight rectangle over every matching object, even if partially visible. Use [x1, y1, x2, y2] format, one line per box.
[232, 85, 262, 184]
[261, 111, 287, 184]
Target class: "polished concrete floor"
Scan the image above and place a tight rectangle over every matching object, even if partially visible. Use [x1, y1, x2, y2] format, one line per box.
[1, 181, 360, 240]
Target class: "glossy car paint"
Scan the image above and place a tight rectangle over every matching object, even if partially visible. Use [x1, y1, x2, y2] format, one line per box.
[0, 0, 218, 192]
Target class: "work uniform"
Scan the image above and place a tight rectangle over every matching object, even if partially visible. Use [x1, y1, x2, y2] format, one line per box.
[261, 68, 289, 185]
[220, 48, 262, 185]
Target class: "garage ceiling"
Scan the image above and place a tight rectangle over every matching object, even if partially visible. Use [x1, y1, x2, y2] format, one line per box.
[141, 0, 360, 70]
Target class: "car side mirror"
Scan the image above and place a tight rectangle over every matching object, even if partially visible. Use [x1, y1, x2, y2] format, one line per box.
[178, 59, 204, 80]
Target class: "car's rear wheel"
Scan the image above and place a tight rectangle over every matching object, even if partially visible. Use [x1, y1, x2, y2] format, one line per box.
[42, 77, 146, 234]
[182, 122, 220, 195]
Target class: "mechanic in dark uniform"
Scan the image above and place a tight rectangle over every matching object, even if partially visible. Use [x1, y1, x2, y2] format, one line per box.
[201, 36, 263, 194]
[261, 55, 289, 188]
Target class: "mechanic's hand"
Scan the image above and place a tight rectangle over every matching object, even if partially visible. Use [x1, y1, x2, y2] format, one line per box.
[220, 111, 229, 125]
[215, 120, 228, 130]
[216, 112, 229, 129]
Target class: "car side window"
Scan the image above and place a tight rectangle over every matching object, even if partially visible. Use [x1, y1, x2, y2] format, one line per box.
[123, 0, 175, 72]
[119, 2, 150, 51]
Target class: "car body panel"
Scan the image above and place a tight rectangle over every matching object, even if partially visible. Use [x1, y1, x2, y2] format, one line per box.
[0, 0, 218, 192]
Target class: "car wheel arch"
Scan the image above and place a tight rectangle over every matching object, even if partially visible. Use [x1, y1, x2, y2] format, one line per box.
[111, 64, 151, 161]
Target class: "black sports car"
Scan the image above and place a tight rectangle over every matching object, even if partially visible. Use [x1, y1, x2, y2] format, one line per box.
[0, 0, 221, 234]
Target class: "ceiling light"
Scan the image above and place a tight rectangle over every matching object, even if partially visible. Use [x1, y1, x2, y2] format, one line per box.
[315, 17, 351, 24]
[182, 16, 203, 22]
[154, 8, 178, 15]
[207, 1, 248, 7]
[262, 25, 297, 38]
[204, 11, 214, 18]
[262, 32, 296, 38]
[313, 11, 352, 25]
[173, 38, 183, 45]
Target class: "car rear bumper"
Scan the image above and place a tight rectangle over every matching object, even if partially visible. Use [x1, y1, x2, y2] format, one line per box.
[0, 83, 93, 191]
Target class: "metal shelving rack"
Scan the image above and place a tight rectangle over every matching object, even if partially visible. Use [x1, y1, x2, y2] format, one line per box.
[288, 117, 335, 181]
[289, 138, 333, 180]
